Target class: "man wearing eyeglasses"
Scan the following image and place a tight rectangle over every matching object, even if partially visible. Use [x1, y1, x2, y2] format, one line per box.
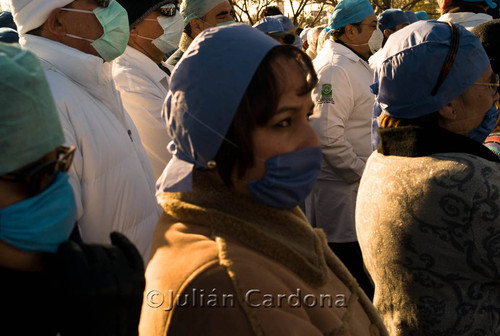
[0, 43, 146, 336]
[10, 0, 162, 263]
[308, 0, 377, 299]
[113, 0, 183, 179]
[165, 0, 234, 66]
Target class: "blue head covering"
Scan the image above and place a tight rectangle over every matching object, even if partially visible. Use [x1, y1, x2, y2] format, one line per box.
[371, 20, 489, 119]
[378, 9, 409, 32]
[326, 0, 374, 32]
[272, 15, 295, 31]
[404, 11, 418, 23]
[156, 23, 280, 193]
[415, 11, 429, 20]
[253, 16, 295, 43]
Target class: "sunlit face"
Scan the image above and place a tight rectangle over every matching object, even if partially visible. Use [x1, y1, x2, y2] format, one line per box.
[232, 57, 320, 195]
[131, 11, 165, 63]
[193, 1, 234, 35]
[446, 66, 500, 136]
[350, 14, 377, 57]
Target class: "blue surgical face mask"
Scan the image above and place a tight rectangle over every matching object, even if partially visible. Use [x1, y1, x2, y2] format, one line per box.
[247, 147, 322, 209]
[469, 104, 498, 143]
[0, 173, 77, 253]
[60, 0, 130, 61]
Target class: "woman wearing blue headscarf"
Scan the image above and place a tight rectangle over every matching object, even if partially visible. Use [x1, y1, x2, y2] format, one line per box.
[139, 24, 387, 335]
[357, 20, 500, 335]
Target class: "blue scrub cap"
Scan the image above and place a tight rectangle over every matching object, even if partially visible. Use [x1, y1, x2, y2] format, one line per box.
[0, 43, 64, 175]
[371, 20, 490, 119]
[378, 9, 409, 33]
[404, 11, 418, 23]
[326, 0, 374, 32]
[415, 11, 429, 20]
[181, 0, 227, 27]
[253, 16, 285, 33]
[271, 15, 295, 31]
[157, 23, 279, 193]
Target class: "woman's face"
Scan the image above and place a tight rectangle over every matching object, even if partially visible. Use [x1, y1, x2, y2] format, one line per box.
[447, 66, 500, 136]
[232, 57, 320, 195]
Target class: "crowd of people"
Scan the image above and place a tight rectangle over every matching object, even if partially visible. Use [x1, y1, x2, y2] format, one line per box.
[1, 0, 500, 334]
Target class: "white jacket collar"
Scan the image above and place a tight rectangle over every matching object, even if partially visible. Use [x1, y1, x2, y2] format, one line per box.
[115, 46, 167, 85]
[19, 35, 107, 89]
[327, 39, 365, 63]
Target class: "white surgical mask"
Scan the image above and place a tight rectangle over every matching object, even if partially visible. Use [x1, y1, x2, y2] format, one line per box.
[140, 11, 184, 55]
[368, 28, 384, 54]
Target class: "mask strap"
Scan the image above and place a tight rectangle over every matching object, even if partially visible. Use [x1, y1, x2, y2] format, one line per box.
[59, 7, 94, 14]
[136, 35, 155, 41]
[431, 21, 459, 96]
[66, 33, 95, 43]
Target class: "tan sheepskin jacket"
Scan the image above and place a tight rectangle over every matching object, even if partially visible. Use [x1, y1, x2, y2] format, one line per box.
[139, 172, 387, 336]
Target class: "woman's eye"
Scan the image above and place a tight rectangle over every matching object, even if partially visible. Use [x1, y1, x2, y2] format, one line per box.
[274, 118, 291, 128]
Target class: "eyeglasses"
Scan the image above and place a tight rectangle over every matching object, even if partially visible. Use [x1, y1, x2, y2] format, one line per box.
[0, 146, 76, 196]
[159, 3, 177, 16]
[474, 73, 500, 93]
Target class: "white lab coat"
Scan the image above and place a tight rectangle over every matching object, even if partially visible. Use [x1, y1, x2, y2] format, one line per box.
[308, 39, 374, 243]
[20, 35, 161, 262]
[112, 46, 171, 179]
[438, 12, 492, 31]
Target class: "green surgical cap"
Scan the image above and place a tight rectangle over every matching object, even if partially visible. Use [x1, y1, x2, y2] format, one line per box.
[181, 0, 227, 27]
[0, 43, 64, 175]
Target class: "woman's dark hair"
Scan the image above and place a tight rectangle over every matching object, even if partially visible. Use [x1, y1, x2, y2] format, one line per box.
[442, 0, 488, 14]
[214, 45, 318, 188]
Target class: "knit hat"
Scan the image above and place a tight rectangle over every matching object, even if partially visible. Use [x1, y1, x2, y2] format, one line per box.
[0, 27, 18, 42]
[10, 0, 72, 36]
[372, 20, 489, 119]
[472, 19, 500, 75]
[156, 23, 279, 193]
[117, 0, 169, 27]
[181, 0, 227, 27]
[326, 0, 374, 32]
[0, 43, 64, 175]
[378, 9, 409, 33]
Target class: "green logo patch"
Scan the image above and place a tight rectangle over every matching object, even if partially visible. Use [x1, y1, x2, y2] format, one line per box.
[318, 83, 335, 104]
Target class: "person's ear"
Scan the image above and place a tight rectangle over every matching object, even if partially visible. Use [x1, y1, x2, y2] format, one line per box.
[438, 102, 457, 121]
[189, 18, 205, 37]
[45, 8, 67, 37]
[383, 29, 392, 40]
[129, 26, 138, 38]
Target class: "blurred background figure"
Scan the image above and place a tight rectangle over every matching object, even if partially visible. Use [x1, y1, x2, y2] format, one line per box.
[113, 0, 183, 179]
[259, 5, 283, 19]
[253, 16, 295, 45]
[438, 0, 496, 30]
[166, 0, 234, 66]
[369, 9, 410, 67]
[357, 20, 500, 335]
[299, 26, 311, 50]
[0, 10, 18, 43]
[305, 26, 325, 60]
[308, 0, 377, 299]
[473, 19, 500, 155]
